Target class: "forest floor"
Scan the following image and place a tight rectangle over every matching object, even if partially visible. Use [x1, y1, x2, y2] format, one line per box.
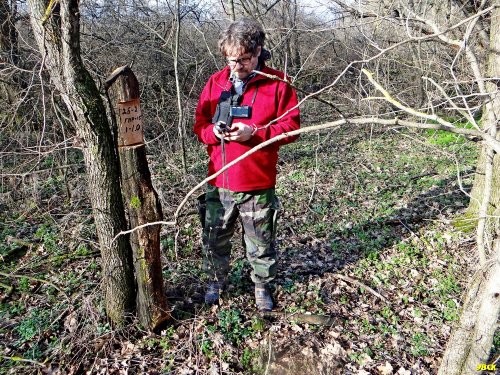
[1, 125, 498, 374]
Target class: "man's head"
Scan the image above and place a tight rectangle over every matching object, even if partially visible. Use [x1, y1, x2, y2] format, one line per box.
[219, 18, 265, 79]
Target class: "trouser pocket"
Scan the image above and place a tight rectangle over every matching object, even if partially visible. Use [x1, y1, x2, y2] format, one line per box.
[270, 195, 281, 242]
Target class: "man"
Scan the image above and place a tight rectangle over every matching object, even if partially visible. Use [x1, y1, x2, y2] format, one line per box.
[194, 18, 300, 311]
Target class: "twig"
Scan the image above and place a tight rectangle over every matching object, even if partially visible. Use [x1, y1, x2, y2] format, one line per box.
[38, 28, 48, 165]
[173, 226, 180, 262]
[41, 0, 59, 25]
[260, 311, 335, 326]
[173, 0, 187, 172]
[492, 354, 500, 364]
[1, 164, 83, 178]
[253, 6, 497, 134]
[307, 133, 320, 210]
[333, 273, 390, 304]
[421, 76, 479, 130]
[264, 331, 272, 375]
[0, 354, 46, 366]
[263, 0, 281, 15]
[111, 114, 500, 242]
[398, 219, 433, 250]
[0, 281, 13, 296]
[361, 69, 500, 152]
[174, 116, 497, 222]
[0, 271, 70, 302]
[112, 219, 176, 243]
[253, 70, 345, 117]
[362, 69, 453, 128]
[308, 130, 337, 208]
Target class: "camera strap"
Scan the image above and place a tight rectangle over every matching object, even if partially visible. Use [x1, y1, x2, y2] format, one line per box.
[219, 87, 239, 190]
[250, 83, 259, 104]
[221, 136, 229, 189]
[219, 82, 260, 190]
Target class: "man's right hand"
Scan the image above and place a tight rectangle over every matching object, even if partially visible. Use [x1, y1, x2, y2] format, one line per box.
[213, 124, 224, 139]
[222, 122, 253, 142]
[213, 121, 228, 139]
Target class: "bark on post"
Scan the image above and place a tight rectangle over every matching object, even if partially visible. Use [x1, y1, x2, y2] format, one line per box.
[105, 66, 170, 331]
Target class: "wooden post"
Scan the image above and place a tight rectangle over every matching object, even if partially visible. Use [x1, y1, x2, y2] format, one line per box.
[105, 66, 170, 330]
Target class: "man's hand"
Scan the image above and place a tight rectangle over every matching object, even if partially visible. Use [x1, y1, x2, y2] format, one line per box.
[213, 123, 224, 139]
[222, 122, 253, 142]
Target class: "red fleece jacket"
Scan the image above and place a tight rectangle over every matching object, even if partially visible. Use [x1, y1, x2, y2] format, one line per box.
[194, 65, 300, 192]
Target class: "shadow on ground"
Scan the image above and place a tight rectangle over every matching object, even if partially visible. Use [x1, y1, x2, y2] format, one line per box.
[163, 171, 472, 320]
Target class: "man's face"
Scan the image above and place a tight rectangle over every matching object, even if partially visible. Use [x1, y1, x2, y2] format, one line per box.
[225, 46, 261, 80]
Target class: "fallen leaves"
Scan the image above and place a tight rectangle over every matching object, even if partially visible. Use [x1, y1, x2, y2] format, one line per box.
[0, 129, 477, 374]
[63, 311, 78, 334]
[377, 361, 393, 374]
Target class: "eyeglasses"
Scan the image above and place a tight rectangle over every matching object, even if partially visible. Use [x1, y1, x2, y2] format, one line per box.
[225, 54, 254, 67]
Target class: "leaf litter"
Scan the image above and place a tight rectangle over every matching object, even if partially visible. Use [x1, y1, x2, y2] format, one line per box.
[0, 127, 484, 374]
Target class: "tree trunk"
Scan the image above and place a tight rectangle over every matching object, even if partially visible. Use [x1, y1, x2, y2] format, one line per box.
[439, 3, 500, 373]
[173, 0, 187, 172]
[438, 238, 500, 374]
[106, 67, 170, 331]
[27, 0, 135, 325]
[228, 0, 236, 21]
[466, 0, 500, 224]
[0, 0, 18, 104]
[467, 150, 500, 223]
[292, 0, 301, 70]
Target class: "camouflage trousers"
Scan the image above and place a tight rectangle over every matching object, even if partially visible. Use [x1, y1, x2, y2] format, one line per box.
[198, 185, 280, 284]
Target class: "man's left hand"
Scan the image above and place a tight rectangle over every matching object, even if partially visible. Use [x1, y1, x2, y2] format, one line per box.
[223, 122, 253, 142]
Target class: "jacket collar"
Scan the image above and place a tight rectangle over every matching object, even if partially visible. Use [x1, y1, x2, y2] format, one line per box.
[219, 63, 271, 89]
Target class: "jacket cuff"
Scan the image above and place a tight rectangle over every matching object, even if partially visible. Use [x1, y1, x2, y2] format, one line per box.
[203, 124, 221, 145]
[248, 130, 265, 146]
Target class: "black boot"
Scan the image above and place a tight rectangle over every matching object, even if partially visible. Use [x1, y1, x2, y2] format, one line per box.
[204, 281, 223, 305]
[255, 284, 273, 312]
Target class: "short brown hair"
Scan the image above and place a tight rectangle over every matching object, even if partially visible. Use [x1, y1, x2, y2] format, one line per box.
[218, 18, 265, 56]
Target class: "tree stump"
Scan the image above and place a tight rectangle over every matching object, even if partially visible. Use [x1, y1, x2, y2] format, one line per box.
[105, 66, 170, 330]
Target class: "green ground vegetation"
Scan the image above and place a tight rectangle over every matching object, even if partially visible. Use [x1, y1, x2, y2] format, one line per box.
[1, 126, 492, 374]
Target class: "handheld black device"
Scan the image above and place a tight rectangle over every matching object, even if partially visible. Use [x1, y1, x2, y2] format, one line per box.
[212, 90, 253, 132]
[230, 105, 252, 118]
